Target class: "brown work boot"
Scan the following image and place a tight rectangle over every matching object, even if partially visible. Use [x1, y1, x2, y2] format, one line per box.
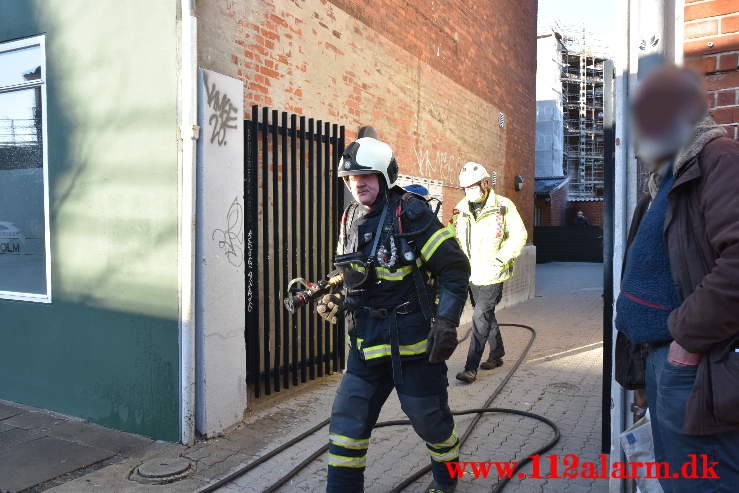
[479, 357, 503, 370]
[455, 370, 477, 383]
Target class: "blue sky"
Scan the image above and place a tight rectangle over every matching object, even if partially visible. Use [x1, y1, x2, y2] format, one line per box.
[538, 0, 619, 55]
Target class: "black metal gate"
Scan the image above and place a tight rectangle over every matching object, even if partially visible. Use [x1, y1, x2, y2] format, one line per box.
[244, 106, 346, 398]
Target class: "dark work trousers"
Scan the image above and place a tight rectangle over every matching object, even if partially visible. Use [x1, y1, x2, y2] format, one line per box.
[464, 283, 505, 372]
[327, 348, 459, 492]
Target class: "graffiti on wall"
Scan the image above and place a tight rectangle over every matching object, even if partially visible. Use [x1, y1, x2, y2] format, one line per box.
[212, 197, 244, 268]
[246, 229, 255, 313]
[204, 73, 238, 146]
[413, 145, 465, 185]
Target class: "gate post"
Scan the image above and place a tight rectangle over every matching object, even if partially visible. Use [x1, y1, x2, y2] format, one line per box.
[195, 68, 247, 436]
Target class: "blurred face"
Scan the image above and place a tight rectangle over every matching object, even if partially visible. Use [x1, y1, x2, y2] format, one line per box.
[631, 67, 708, 166]
[347, 173, 381, 207]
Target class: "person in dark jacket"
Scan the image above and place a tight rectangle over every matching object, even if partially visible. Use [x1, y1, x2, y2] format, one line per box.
[316, 137, 470, 493]
[575, 210, 590, 227]
[616, 65, 739, 492]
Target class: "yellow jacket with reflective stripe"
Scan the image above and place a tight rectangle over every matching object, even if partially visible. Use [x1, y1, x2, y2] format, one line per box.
[450, 191, 527, 286]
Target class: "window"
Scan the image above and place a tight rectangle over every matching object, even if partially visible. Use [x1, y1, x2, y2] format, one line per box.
[0, 35, 51, 302]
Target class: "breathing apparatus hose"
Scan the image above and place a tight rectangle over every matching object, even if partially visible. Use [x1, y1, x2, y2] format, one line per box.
[198, 323, 561, 493]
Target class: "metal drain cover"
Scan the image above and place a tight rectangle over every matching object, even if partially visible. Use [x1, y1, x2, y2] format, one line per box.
[545, 382, 581, 394]
[132, 457, 193, 484]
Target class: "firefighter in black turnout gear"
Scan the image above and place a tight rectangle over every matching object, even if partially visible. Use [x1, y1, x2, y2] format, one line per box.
[316, 137, 470, 493]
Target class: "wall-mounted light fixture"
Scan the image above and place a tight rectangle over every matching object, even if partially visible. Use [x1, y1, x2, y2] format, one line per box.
[514, 175, 524, 192]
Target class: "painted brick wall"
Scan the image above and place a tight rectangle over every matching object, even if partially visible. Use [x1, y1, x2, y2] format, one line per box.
[197, 0, 537, 235]
[684, 0, 739, 139]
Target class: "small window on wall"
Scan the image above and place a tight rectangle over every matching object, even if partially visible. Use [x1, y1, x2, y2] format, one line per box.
[0, 35, 51, 302]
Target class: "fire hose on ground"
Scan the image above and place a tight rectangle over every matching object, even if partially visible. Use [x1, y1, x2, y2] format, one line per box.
[198, 319, 561, 493]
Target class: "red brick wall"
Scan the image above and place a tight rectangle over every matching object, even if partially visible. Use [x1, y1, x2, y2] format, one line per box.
[197, 0, 537, 236]
[535, 184, 568, 227]
[569, 200, 604, 228]
[684, 0, 739, 139]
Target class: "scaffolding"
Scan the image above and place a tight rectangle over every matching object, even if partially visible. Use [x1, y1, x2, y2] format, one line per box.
[552, 24, 609, 200]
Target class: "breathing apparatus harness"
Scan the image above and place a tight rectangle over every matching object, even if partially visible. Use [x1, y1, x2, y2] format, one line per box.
[334, 190, 438, 383]
[335, 190, 436, 317]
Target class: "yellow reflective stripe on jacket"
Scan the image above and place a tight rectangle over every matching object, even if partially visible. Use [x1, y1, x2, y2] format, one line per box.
[328, 453, 367, 468]
[375, 265, 413, 281]
[428, 427, 459, 449]
[360, 339, 429, 360]
[399, 339, 428, 355]
[420, 227, 455, 263]
[427, 443, 460, 462]
[329, 433, 369, 450]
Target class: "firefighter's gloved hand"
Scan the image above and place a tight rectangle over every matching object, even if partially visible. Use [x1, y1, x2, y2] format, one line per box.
[316, 293, 343, 324]
[428, 317, 458, 363]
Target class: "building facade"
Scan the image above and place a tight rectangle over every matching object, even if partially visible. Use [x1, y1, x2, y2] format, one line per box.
[198, 0, 538, 233]
[0, 0, 182, 441]
[0, 0, 538, 442]
[535, 30, 608, 228]
[683, 0, 739, 139]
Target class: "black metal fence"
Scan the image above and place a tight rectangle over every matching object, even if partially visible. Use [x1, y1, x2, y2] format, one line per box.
[534, 226, 604, 263]
[244, 106, 346, 398]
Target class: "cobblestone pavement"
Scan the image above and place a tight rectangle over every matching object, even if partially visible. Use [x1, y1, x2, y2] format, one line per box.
[216, 262, 608, 493]
[48, 262, 608, 493]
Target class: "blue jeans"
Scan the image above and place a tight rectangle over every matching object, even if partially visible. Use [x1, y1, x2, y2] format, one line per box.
[645, 344, 739, 492]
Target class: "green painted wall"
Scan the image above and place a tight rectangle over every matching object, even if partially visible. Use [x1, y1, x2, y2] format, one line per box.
[0, 0, 180, 441]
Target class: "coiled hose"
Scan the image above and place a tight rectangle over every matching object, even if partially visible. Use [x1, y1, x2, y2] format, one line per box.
[198, 323, 560, 493]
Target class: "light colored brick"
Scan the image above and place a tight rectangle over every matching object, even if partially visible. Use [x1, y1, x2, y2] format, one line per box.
[685, 19, 719, 39]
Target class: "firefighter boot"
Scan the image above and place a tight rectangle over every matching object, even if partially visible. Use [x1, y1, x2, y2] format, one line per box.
[425, 479, 457, 493]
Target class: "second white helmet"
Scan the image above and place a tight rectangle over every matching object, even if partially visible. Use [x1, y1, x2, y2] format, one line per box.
[458, 162, 491, 188]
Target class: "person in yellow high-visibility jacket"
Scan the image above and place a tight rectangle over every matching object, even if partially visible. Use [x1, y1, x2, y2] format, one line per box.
[449, 162, 527, 384]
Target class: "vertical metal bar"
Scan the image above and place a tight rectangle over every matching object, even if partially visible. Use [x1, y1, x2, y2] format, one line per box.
[299, 116, 308, 383]
[246, 106, 261, 398]
[307, 118, 316, 380]
[330, 123, 339, 373]
[323, 121, 331, 375]
[290, 113, 299, 387]
[271, 109, 281, 392]
[337, 125, 346, 370]
[261, 106, 271, 395]
[281, 111, 290, 389]
[315, 120, 324, 378]
[602, 60, 616, 453]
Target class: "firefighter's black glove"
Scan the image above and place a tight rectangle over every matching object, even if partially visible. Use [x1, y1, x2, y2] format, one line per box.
[428, 317, 458, 363]
[316, 292, 343, 324]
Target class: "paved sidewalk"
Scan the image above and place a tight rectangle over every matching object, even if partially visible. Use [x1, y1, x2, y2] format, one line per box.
[0, 399, 173, 492]
[37, 262, 607, 493]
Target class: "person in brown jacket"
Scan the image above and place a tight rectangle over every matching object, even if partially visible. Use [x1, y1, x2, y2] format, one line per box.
[616, 65, 739, 492]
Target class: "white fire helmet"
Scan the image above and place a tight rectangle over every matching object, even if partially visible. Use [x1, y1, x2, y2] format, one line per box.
[458, 162, 491, 188]
[338, 137, 398, 188]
